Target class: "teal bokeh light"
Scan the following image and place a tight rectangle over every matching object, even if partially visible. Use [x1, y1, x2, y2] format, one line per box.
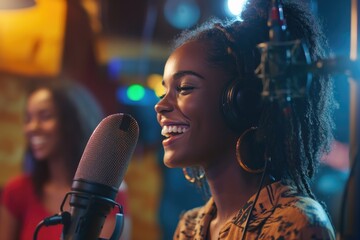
[164, 0, 200, 29]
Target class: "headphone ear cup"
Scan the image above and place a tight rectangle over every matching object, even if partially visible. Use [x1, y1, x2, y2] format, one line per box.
[221, 80, 262, 131]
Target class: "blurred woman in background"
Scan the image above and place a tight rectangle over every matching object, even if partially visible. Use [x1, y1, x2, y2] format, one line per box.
[0, 78, 131, 240]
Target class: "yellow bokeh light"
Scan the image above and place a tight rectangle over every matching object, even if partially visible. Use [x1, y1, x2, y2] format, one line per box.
[147, 74, 164, 97]
[0, 0, 66, 76]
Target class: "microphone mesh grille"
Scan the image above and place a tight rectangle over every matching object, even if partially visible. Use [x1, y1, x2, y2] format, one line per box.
[74, 113, 139, 189]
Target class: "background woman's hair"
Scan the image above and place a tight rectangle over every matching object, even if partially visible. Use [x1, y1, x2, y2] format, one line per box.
[24, 78, 104, 197]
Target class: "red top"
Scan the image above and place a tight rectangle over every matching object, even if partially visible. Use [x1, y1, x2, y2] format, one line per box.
[1, 174, 129, 240]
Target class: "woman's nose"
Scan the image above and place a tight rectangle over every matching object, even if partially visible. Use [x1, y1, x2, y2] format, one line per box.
[25, 118, 40, 133]
[154, 94, 173, 114]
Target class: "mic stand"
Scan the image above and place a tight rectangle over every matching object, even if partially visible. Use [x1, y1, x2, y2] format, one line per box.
[33, 192, 125, 240]
[340, 0, 360, 239]
[340, 78, 360, 240]
[60, 191, 124, 240]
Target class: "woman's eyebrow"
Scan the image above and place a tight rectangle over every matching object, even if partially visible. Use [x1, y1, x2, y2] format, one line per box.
[173, 70, 205, 80]
[162, 70, 205, 86]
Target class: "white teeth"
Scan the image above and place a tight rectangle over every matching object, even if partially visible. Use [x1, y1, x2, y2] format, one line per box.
[30, 136, 46, 146]
[161, 125, 188, 137]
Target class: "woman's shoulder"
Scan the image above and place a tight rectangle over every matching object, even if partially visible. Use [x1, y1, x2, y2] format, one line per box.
[179, 205, 204, 220]
[1, 174, 34, 219]
[269, 184, 335, 239]
[2, 174, 32, 192]
[177, 198, 213, 226]
[174, 203, 210, 240]
[275, 186, 331, 224]
[1, 174, 34, 202]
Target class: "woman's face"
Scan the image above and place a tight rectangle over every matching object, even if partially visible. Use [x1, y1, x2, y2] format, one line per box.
[155, 41, 238, 168]
[24, 88, 62, 161]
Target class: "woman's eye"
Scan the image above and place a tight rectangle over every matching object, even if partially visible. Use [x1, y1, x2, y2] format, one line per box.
[177, 86, 194, 94]
[158, 89, 167, 99]
[39, 111, 55, 122]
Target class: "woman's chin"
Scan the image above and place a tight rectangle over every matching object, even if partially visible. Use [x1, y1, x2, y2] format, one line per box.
[32, 151, 49, 161]
[163, 156, 183, 168]
[163, 160, 177, 168]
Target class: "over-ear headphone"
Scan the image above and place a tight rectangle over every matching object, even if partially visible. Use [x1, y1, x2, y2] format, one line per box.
[214, 23, 263, 132]
[221, 78, 263, 132]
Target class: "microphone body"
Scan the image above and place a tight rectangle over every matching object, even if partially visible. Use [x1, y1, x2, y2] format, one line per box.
[256, 0, 313, 105]
[61, 113, 139, 240]
[62, 181, 119, 240]
[256, 39, 312, 102]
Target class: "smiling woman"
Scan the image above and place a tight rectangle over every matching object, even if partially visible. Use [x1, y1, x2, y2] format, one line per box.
[158, 41, 237, 170]
[154, 0, 336, 239]
[24, 88, 61, 162]
[0, 78, 131, 240]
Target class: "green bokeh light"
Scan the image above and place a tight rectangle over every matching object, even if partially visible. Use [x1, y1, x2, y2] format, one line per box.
[127, 84, 145, 101]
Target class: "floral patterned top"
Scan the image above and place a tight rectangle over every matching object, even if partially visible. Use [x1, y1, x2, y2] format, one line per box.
[174, 181, 335, 240]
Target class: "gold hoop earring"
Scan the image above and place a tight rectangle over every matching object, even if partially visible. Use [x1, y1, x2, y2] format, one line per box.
[236, 127, 266, 174]
[182, 167, 205, 183]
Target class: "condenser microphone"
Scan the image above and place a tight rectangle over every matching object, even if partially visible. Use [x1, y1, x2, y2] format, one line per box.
[60, 113, 139, 240]
[255, 0, 313, 104]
